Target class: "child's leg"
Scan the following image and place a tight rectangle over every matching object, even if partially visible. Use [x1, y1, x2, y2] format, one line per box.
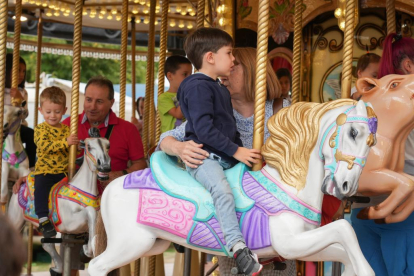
[186, 158, 244, 251]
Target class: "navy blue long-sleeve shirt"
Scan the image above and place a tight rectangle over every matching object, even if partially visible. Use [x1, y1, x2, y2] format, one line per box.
[177, 73, 243, 165]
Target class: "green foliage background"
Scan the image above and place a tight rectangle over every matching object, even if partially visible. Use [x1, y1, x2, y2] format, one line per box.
[8, 34, 158, 85]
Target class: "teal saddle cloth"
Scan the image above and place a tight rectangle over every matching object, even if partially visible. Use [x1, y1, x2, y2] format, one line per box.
[150, 151, 255, 221]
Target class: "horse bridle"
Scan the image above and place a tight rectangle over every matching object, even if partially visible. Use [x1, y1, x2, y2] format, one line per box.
[319, 105, 377, 179]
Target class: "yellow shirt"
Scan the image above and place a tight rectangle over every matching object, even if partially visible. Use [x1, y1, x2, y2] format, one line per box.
[34, 122, 70, 175]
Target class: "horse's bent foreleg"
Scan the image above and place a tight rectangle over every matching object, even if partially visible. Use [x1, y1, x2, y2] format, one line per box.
[7, 194, 25, 230]
[83, 206, 96, 258]
[42, 243, 63, 274]
[270, 214, 374, 276]
[358, 170, 414, 221]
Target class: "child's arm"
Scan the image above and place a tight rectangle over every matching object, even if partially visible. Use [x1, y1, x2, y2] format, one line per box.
[34, 126, 78, 153]
[233, 147, 262, 167]
[168, 106, 184, 119]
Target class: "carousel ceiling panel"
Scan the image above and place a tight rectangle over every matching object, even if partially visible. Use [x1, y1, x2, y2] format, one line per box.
[8, 0, 197, 31]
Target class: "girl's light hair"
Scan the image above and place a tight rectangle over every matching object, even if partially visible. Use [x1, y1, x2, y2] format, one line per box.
[233, 48, 281, 102]
[262, 99, 355, 190]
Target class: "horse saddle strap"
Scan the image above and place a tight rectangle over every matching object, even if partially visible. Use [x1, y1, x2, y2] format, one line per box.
[105, 124, 114, 139]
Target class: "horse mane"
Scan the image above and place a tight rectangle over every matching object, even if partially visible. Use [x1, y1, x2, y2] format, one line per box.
[262, 99, 356, 190]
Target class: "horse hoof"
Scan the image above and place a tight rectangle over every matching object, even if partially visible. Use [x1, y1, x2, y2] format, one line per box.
[49, 268, 62, 276]
[79, 247, 92, 263]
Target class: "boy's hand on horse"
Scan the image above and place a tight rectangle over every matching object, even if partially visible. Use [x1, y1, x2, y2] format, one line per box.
[233, 147, 262, 167]
[174, 140, 209, 168]
[67, 134, 79, 146]
[12, 176, 27, 194]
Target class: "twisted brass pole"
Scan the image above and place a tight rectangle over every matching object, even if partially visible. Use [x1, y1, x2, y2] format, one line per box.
[12, 0, 22, 89]
[68, 0, 84, 180]
[251, 0, 269, 171]
[148, 0, 156, 149]
[134, 259, 141, 276]
[148, 255, 156, 276]
[340, 0, 356, 99]
[155, 0, 169, 143]
[0, 0, 7, 216]
[196, 0, 204, 29]
[386, 0, 396, 34]
[131, 18, 136, 120]
[34, 15, 43, 127]
[119, 0, 128, 120]
[291, 0, 302, 104]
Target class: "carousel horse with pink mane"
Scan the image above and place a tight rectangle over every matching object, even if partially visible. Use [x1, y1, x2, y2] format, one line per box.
[354, 74, 414, 223]
[0, 98, 30, 209]
[7, 127, 110, 275]
[89, 99, 377, 276]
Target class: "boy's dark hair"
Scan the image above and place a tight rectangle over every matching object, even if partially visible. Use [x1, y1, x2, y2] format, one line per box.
[164, 55, 191, 77]
[184, 27, 233, 70]
[85, 76, 115, 100]
[357, 53, 381, 74]
[276, 68, 292, 82]
[0, 214, 26, 276]
[40, 86, 66, 107]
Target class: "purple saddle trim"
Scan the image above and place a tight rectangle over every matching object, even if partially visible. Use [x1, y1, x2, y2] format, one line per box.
[241, 206, 271, 249]
[124, 168, 161, 191]
[242, 172, 289, 214]
[18, 183, 27, 209]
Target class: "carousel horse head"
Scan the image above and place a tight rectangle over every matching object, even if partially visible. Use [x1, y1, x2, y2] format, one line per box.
[3, 98, 26, 139]
[263, 99, 377, 200]
[79, 127, 111, 181]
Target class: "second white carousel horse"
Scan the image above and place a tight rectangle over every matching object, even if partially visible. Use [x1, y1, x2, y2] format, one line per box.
[89, 99, 376, 276]
[8, 127, 111, 274]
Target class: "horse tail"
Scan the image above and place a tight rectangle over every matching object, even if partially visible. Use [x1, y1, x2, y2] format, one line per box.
[94, 211, 120, 276]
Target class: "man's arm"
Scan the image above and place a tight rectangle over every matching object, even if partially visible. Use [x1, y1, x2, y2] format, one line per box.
[105, 158, 147, 183]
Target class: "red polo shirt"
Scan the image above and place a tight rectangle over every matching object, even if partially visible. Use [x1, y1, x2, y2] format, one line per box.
[62, 110, 144, 171]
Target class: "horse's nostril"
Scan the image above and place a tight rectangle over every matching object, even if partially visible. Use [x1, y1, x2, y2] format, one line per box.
[342, 181, 348, 192]
[97, 159, 101, 166]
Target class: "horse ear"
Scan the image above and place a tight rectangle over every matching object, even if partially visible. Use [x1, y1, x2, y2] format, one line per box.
[355, 99, 367, 116]
[80, 140, 85, 149]
[88, 127, 101, 138]
[356, 77, 378, 95]
[75, 156, 84, 167]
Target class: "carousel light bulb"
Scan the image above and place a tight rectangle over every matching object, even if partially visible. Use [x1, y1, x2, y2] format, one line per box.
[72, 10, 76, 15]
[128, 15, 132, 22]
[49, 1, 55, 8]
[169, 19, 175, 27]
[138, 0, 145, 5]
[143, 6, 149, 14]
[187, 6, 193, 13]
[189, 10, 196, 16]
[63, 12, 70, 16]
[98, 13, 104, 19]
[35, 0, 41, 6]
[53, 10, 60, 16]
[111, 7, 117, 14]
[82, 7, 88, 15]
[100, 8, 107, 15]
[116, 14, 122, 21]
[219, 17, 225, 26]
[90, 7, 96, 15]
[28, 0, 35, 5]
[156, 2, 160, 9]
[45, 9, 53, 16]
[175, 5, 181, 13]
[107, 14, 113, 20]
[339, 20, 345, 31]
[334, 8, 342, 18]
[178, 20, 184, 28]
[143, 16, 149, 24]
[132, 6, 139, 14]
[180, 5, 186, 15]
[42, 1, 48, 7]
[187, 22, 193, 29]
[60, 4, 66, 12]
[133, 0, 139, 3]
[145, 0, 150, 7]
[90, 12, 96, 18]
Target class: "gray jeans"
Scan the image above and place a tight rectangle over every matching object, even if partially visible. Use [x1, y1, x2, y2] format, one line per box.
[186, 154, 245, 252]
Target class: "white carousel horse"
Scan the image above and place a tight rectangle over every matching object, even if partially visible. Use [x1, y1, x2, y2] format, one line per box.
[8, 127, 111, 274]
[89, 99, 376, 276]
[0, 101, 30, 206]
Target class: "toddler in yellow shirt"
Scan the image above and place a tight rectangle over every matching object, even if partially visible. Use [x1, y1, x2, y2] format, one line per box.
[34, 87, 79, 238]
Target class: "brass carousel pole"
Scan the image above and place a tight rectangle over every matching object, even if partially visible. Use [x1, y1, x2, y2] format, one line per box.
[11, 0, 22, 89]
[131, 17, 136, 120]
[291, 0, 302, 104]
[34, 13, 43, 127]
[196, 0, 204, 28]
[119, 0, 128, 120]
[155, 0, 168, 143]
[148, 0, 156, 148]
[386, 0, 396, 34]
[0, 0, 7, 216]
[340, 0, 356, 99]
[251, 0, 269, 171]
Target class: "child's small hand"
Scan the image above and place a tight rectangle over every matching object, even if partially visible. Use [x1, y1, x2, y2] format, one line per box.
[67, 134, 79, 146]
[10, 88, 23, 100]
[233, 147, 262, 167]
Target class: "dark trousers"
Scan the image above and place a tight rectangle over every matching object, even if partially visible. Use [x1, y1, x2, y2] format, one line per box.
[20, 125, 36, 168]
[34, 173, 66, 218]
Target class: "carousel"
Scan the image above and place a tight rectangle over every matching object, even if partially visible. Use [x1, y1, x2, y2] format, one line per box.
[1, 0, 414, 276]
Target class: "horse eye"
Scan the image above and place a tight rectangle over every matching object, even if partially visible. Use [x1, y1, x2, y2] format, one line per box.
[350, 127, 358, 140]
[390, 82, 399, 89]
[88, 145, 92, 152]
